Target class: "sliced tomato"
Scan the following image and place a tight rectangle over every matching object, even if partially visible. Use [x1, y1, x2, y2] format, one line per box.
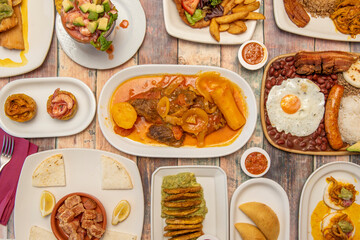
[181, 0, 200, 15]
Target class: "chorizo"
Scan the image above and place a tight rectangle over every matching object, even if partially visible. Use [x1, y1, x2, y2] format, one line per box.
[324, 84, 344, 150]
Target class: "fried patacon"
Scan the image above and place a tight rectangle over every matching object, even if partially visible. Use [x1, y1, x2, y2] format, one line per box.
[0, 0, 18, 32]
[164, 193, 201, 202]
[165, 216, 204, 225]
[5, 93, 36, 122]
[169, 231, 204, 240]
[163, 207, 200, 217]
[163, 200, 202, 208]
[163, 186, 202, 194]
[164, 224, 202, 231]
[164, 228, 202, 237]
[0, 5, 24, 50]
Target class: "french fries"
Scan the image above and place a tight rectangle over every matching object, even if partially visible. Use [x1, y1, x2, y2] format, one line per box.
[208, 0, 265, 42]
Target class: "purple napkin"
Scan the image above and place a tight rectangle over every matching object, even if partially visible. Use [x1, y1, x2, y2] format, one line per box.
[0, 129, 38, 225]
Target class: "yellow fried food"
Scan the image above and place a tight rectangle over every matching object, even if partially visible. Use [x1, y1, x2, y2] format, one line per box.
[234, 223, 266, 240]
[232, 1, 260, 13]
[219, 23, 230, 32]
[210, 18, 220, 42]
[227, 21, 247, 34]
[111, 102, 137, 129]
[330, 0, 360, 38]
[163, 186, 202, 194]
[235, 0, 245, 4]
[163, 207, 200, 217]
[163, 199, 202, 208]
[0, 5, 24, 50]
[164, 193, 201, 202]
[46, 89, 77, 121]
[164, 224, 202, 231]
[215, 11, 249, 24]
[4, 94, 37, 122]
[169, 231, 203, 240]
[0, 0, 18, 33]
[245, 12, 266, 20]
[224, 0, 236, 15]
[12, 0, 21, 6]
[165, 216, 204, 225]
[239, 202, 280, 240]
[164, 228, 202, 237]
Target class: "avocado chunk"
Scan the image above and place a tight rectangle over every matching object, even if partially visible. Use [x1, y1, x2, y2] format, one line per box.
[73, 16, 85, 26]
[347, 141, 360, 152]
[97, 17, 108, 31]
[102, 0, 110, 12]
[95, 5, 104, 13]
[88, 11, 99, 21]
[88, 3, 97, 12]
[79, 2, 91, 13]
[87, 21, 98, 33]
[62, 0, 74, 12]
[92, 0, 101, 4]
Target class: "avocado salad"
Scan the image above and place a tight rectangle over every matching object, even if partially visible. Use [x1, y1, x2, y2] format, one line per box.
[61, 0, 118, 51]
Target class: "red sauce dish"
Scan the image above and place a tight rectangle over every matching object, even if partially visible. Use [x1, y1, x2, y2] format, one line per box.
[238, 40, 268, 70]
[240, 147, 271, 177]
[51, 192, 107, 240]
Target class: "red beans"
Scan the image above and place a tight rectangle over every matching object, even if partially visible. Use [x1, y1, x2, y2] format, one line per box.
[285, 56, 294, 62]
[269, 67, 275, 76]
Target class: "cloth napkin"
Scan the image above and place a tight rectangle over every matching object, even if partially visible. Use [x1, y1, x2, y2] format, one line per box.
[0, 129, 38, 225]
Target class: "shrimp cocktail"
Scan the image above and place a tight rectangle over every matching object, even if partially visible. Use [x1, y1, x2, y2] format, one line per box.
[61, 0, 118, 51]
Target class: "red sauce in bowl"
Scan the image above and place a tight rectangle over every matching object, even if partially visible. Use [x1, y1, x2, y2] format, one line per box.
[245, 152, 268, 175]
[242, 42, 264, 65]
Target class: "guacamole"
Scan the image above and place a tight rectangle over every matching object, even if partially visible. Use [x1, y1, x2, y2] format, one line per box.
[0, 1, 13, 22]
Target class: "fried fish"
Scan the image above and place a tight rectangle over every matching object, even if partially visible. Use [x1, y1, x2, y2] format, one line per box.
[164, 224, 202, 231]
[165, 216, 204, 225]
[163, 207, 200, 217]
[163, 186, 202, 194]
[0, 5, 24, 50]
[163, 200, 202, 208]
[164, 193, 201, 202]
[164, 228, 202, 237]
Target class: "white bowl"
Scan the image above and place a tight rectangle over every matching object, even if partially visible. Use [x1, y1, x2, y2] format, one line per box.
[238, 40, 268, 70]
[240, 147, 271, 177]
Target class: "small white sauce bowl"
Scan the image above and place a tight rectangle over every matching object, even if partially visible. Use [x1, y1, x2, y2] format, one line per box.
[240, 147, 271, 178]
[197, 234, 220, 240]
[238, 40, 268, 71]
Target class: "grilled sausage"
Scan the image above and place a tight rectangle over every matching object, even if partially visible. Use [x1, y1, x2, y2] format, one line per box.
[325, 84, 344, 150]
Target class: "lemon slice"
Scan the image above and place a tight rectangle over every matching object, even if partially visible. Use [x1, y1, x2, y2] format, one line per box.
[111, 200, 131, 225]
[40, 190, 55, 217]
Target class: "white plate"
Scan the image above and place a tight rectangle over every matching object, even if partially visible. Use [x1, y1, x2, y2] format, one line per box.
[14, 148, 144, 239]
[273, 0, 360, 42]
[55, 0, 146, 69]
[0, 77, 96, 138]
[97, 64, 257, 158]
[151, 166, 229, 240]
[0, 0, 54, 77]
[230, 178, 290, 240]
[163, 0, 260, 45]
[298, 161, 360, 240]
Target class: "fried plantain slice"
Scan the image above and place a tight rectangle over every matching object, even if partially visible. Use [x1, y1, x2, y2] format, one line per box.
[163, 207, 200, 217]
[166, 216, 204, 225]
[164, 200, 202, 208]
[164, 228, 202, 237]
[164, 224, 202, 231]
[163, 186, 201, 194]
[164, 193, 201, 202]
[169, 231, 204, 240]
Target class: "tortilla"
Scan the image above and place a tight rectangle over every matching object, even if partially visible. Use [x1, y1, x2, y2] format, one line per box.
[102, 230, 137, 240]
[0, 0, 18, 33]
[234, 223, 266, 240]
[239, 202, 280, 240]
[101, 155, 133, 190]
[32, 154, 66, 187]
[29, 226, 56, 240]
[0, 5, 24, 49]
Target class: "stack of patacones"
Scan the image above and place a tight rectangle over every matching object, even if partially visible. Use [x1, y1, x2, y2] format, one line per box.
[161, 172, 207, 240]
[0, 0, 24, 50]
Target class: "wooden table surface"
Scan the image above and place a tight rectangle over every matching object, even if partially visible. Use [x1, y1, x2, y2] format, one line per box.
[1, 0, 360, 239]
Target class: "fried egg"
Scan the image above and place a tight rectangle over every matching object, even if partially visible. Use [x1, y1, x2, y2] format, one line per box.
[343, 60, 360, 88]
[266, 78, 325, 136]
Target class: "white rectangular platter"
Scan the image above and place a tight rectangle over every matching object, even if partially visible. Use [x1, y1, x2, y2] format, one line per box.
[14, 148, 144, 239]
[151, 166, 229, 240]
[273, 0, 360, 42]
[299, 161, 360, 239]
[230, 178, 290, 240]
[0, 77, 96, 138]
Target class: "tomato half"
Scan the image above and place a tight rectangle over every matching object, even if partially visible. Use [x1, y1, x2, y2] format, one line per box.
[181, 0, 200, 15]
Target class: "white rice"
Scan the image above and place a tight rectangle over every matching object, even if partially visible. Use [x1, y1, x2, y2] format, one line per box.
[338, 95, 360, 144]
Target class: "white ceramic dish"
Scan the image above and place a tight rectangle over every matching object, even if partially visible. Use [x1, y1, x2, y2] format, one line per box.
[163, 0, 261, 45]
[0, 0, 54, 77]
[238, 40, 268, 70]
[273, 0, 360, 42]
[230, 178, 290, 240]
[240, 147, 270, 177]
[0, 77, 96, 138]
[298, 161, 360, 240]
[97, 64, 257, 158]
[14, 148, 144, 240]
[55, 0, 146, 69]
[151, 166, 229, 240]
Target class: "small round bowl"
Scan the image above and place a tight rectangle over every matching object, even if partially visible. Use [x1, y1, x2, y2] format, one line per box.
[51, 192, 107, 240]
[238, 40, 268, 70]
[240, 147, 271, 178]
[197, 234, 220, 240]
